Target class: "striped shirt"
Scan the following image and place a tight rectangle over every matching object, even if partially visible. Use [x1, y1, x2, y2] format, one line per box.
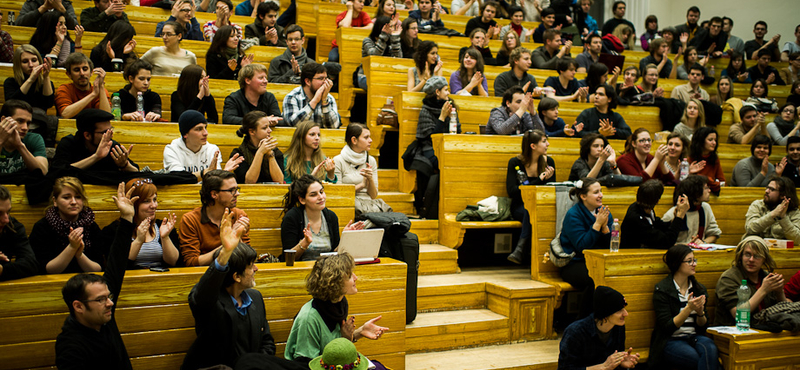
[133, 225, 164, 268]
[672, 279, 698, 337]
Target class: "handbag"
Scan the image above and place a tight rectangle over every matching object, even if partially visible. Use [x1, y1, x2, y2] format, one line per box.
[597, 174, 642, 187]
[376, 99, 399, 128]
[548, 232, 575, 267]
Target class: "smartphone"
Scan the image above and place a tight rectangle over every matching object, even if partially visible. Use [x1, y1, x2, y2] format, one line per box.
[150, 266, 170, 272]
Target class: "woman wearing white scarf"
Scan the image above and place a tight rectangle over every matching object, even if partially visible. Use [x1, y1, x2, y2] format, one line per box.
[333, 124, 392, 216]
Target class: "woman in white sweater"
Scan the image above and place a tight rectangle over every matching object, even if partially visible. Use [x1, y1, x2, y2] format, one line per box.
[333, 123, 392, 216]
[141, 21, 198, 76]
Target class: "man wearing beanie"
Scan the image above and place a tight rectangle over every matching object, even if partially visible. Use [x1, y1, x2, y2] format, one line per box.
[53, 109, 139, 173]
[164, 110, 243, 182]
[558, 286, 640, 370]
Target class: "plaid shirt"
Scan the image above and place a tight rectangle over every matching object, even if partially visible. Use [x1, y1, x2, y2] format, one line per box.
[0, 30, 12, 63]
[282, 86, 340, 128]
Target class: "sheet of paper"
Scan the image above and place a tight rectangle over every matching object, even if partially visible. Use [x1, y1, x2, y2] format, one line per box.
[707, 326, 759, 334]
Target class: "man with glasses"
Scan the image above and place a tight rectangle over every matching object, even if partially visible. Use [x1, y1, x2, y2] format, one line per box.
[80, 0, 128, 32]
[282, 62, 340, 128]
[155, 0, 203, 41]
[690, 16, 726, 58]
[52, 109, 139, 173]
[179, 169, 251, 267]
[744, 21, 780, 61]
[55, 53, 111, 119]
[164, 110, 243, 181]
[670, 64, 709, 104]
[55, 182, 136, 369]
[744, 176, 800, 245]
[268, 25, 308, 84]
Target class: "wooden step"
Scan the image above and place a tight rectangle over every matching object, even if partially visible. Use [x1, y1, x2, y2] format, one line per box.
[410, 219, 438, 244]
[378, 169, 399, 192]
[405, 309, 510, 353]
[418, 244, 459, 275]
[381, 191, 415, 214]
[405, 339, 561, 370]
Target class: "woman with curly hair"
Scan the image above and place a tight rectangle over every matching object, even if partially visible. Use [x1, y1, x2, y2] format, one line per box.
[284, 252, 389, 364]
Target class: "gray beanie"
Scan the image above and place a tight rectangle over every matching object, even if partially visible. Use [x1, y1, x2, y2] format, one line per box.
[422, 76, 448, 95]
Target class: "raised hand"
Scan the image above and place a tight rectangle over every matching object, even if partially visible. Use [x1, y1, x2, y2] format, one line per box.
[220, 208, 245, 254]
[111, 182, 138, 220]
[594, 205, 610, 226]
[439, 100, 452, 121]
[224, 153, 244, 171]
[689, 160, 706, 174]
[679, 32, 689, 44]
[241, 54, 255, 67]
[134, 217, 151, 243]
[344, 220, 366, 231]
[111, 144, 134, 168]
[776, 157, 788, 176]
[210, 150, 220, 170]
[160, 212, 177, 238]
[95, 129, 113, 159]
[654, 144, 668, 161]
[301, 224, 313, 247]
[74, 25, 84, 40]
[123, 39, 137, 54]
[105, 42, 116, 59]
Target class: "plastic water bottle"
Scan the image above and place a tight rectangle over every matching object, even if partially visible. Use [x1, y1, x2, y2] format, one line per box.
[736, 280, 751, 331]
[679, 158, 690, 180]
[449, 107, 458, 134]
[8, 11, 15, 26]
[137, 92, 146, 121]
[111, 93, 121, 121]
[515, 166, 529, 185]
[610, 219, 620, 252]
[709, 65, 715, 78]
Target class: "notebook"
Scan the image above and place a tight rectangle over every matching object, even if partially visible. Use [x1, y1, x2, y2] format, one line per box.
[337, 229, 385, 263]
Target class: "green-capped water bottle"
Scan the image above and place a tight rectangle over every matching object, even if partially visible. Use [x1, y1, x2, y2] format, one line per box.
[111, 93, 121, 121]
[736, 279, 750, 331]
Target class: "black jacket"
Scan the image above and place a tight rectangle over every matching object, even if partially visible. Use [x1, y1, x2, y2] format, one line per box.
[55, 218, 134, 370]
[280, 207, 340, 260]
[206, 52, 244, 80]
[649, 274, 709, 369]
[30, 216, 104, 274]
[0, 217, 38, 281]
[619, 202, 685, 249]
[244, 21, 286, 47]
[170, 91, 219, 124]
[53, 134, 140, 172]
[222, 88, 281, 126]
[182, 262, 276, 369]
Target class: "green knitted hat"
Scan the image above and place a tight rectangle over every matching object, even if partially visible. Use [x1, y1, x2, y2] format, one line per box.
[309, 338, 369, 370]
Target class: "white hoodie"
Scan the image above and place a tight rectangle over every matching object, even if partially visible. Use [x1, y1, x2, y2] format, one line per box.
[163, 137, 222, 173]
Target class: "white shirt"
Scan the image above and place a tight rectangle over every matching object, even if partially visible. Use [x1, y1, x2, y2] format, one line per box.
[163, 137, 222, 173]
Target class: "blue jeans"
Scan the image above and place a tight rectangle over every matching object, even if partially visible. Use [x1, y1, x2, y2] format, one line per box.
[328, 47, 340, 62]
[663, 335, 719, 370]
[511, 203, 531, 240]
[357, 75, 368, 90]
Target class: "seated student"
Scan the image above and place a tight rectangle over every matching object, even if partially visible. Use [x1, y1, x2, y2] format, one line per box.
[458, 28, 495, 67]
[690, 16, 726, 58]
[559, 178, 614, 318]
[496, 31, 520, 68]
[232, 111, 284, 184]
[729, 105, 768, 144]
[620, 180, 689, 249]
[284, 252, 386, 364]
[0, 100, 48, 175]
[637, 39, 673, 79]
[206, 25, 254, 80]
[245, 2, 286, 47]
[202, 0, 242, 42]
[576, 34, 602, 73]
[544, 58, 588, 102]
[140, 21, 198, 77]
[573, 0, 598, 38]
[0, 185, 39, 281]
[179, 169, 251, 267]
[605, 24, 635, 53]
[118, 60, 162, 122]
[768, 104, 800, 145]
[671, 46, 705, 81]
[80, 0, 128, 32]
[234, 0, 260, 16]
[173, 65, 218, 123]
[55, 54, 111, 119]
[531, 7, 557, 44]
[4, 46, 55, 113]
[747, 49, 786, 86]
[649, 244, 718, 370]
[222, 63, 282, 126]
[721, 50, 752, 84]
[532, 29, 572, 70]
[407, 40, 443, 92]
[499, 6, 532, 43]
[617, 128, 675, 183]
[164, 111, 242, 181]
[579, 63, 620, 100]
[486, 86, 543, 135]
[686, 126, 723, 192]
[334, 124, 392, 216]
[283, 63, 340, 128]
[155, 0, 204, 41]
[268, 25, 313, 85]
[574, 84, 631, 140]
[710, 76, 735, 107]
[409, 0, 444, 33]
[744, 176, 800, 245]
[89, 21, 137, 74]
[329, 0, 374, 62]
[505, 129, 554, 263]
[714, 236, 788, 326]
[746, 79, 779, 114]
[559, 285, 639, 369]
[29, 11, 84, 69]
[672, 98, 705, 140]
[451, 48, 488, 97]
[662, 175, 721, 244]
[780, 52, 800, 86]
[463, 1, 498, 39]
[731, 135, 776, 187]
[17, 0, 78, 30]
[671, 64, 710, 104]
[778, 137, 800, 189]
[639, 63, 664, 98]
[355, 16, 403, 90]
[494, 47, 538, 97]
[400, 18, 420, 59]
[568, 133, 620, 181]
[662, 132, 696, 181]
[615, 66, 646, 103]
[538, 97, 579, 137]
[30, 177, 103, 274]
[53, 109, 138, 173]
[280, 176, 365, 262]
[283, 120, 336, 184]
[102, 178, 180, 269]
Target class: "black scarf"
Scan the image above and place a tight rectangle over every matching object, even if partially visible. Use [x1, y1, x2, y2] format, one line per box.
[772, 115, 796, 138]
[312, 297, 348, 332]
[236, 137, 271, 178]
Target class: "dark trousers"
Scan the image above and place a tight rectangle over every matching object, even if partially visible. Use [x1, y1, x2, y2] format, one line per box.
[510, 203, 532, 240]
[561, 259, 595, 319]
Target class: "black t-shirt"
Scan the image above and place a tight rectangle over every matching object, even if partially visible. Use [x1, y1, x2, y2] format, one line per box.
[53, 134, 139, 172]
[230, 147, 285, 184]
[464, 17, 497, 38]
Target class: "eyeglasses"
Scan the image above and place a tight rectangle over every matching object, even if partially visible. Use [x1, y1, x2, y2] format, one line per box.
[683, 258, 698, 265]
[161, 32, 177, 37]
[312, 76, 328, 81]
[287, 37, 303, 43]
[743, 252, 764, 261]
[81, 294, 114, 304]
[219, 187, 241, 194]
[95, 127, 114, 134]
[783, 109, 796, 114]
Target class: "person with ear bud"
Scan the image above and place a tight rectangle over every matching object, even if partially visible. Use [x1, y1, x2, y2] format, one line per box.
[334, 123, 392, 217]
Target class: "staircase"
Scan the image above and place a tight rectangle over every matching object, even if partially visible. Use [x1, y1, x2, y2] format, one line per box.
[378, 169, 564, 370]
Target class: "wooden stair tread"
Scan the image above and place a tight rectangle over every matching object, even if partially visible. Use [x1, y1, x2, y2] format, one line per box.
[419, 268, 531, 288]
[419, 244, 458, 260]
[407, 309, 506, 329]
[405, 340, 561, 370]
[379, 192, 415, 201]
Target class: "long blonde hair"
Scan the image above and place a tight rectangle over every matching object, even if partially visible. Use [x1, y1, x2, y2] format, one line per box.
[13, 45, 44, 90]
[680, 98, 706, 128]
[284, 120, 326, 181]
[613, 24, 635, 51]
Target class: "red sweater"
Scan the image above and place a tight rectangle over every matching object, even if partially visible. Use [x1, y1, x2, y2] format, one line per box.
[617, 152, 676, 184]
[690, 154, 725, 193]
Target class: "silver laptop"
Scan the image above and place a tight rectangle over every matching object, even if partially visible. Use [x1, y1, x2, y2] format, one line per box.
[337, 229, 385, 263]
